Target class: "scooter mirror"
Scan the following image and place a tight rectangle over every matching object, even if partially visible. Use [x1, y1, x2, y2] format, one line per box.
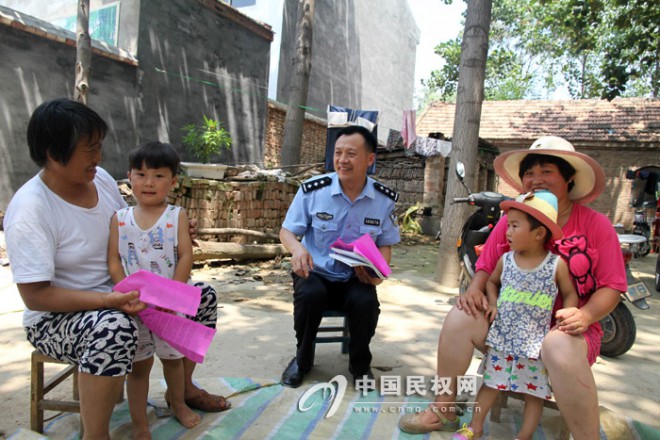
[455, 161, 466, 181]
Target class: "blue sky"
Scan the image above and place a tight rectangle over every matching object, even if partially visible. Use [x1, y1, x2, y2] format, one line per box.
[409, 0, 466, 92]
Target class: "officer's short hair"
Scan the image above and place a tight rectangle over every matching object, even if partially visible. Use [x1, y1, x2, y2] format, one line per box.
[336, 125, 377, 153]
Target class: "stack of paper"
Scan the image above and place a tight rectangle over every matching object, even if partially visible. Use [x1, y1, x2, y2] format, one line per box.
[114, 270, 217, 363]
[329, 234, 392, 279]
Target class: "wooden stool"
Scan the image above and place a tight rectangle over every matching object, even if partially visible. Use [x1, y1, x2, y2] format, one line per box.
[311, 310, 350, 364]
[490, 391, 570, 440]
[30, 350, 80, 433]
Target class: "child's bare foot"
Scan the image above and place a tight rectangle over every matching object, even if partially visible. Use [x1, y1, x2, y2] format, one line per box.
[171, 401, 201, 428]
[132, 424, 152, 440]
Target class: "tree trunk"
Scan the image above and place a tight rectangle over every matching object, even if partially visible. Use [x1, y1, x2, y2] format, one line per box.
[193, 241, 289, 262]
[436, 0, 492, 289]
[74, 0, 92, 104]
[197, 228, 280, 242]
[280, 0, 315, 167]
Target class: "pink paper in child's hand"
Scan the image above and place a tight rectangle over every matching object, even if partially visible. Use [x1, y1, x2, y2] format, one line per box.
[114, 270, 201, 316]
[139, 308, 216, 363]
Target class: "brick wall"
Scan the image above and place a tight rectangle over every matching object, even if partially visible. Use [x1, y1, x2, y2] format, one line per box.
[264, 100, 327, 168]
[590, 148, 654, 229]
[374, 151, 426, 209]
[168, 176, 299, 239]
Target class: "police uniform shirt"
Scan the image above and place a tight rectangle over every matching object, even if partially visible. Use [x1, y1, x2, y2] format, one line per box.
[282, 172, 400, 282]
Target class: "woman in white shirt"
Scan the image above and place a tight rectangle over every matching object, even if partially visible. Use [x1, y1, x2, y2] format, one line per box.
[3, 98, 225, 438]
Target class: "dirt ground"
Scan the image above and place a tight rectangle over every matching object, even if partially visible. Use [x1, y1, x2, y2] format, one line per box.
[1, 233, 659, 438]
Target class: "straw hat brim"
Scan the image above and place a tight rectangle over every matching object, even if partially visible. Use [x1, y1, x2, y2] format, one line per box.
[494, 148, 605, 204]
[500, 199, 564, 241]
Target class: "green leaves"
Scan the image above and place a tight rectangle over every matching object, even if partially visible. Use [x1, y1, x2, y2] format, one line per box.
[181, 115, 232, 164]
[421, 0, 658, 103]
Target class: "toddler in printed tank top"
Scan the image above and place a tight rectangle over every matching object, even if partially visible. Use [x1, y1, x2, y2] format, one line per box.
[108, 141, 200, 438]
[452, 190, 578, 440]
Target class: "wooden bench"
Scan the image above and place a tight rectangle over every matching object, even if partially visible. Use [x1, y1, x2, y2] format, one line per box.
[30, 350, 81, 433]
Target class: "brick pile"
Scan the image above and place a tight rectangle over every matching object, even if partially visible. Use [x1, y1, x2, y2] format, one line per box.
[168, 176, 299, 240]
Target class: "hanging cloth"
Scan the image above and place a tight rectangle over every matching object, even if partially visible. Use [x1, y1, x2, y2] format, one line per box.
[401, 110, 417, 149]
[413, 136, 452, 158]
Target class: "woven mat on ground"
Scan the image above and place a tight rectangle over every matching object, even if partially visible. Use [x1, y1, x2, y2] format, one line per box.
[34, 377, 660, 440]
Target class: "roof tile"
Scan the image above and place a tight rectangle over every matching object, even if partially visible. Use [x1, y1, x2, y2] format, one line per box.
[417, 98, 660, 144]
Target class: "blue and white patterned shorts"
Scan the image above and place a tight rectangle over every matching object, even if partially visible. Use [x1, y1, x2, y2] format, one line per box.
[26, 309, 138, 377]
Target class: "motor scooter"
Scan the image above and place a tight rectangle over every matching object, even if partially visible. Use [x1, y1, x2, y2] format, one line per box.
[452, 161, 510, 294]
[602, 234, 652, 356]
[631, 209, 652, 257]
[451, 161, 650, 358]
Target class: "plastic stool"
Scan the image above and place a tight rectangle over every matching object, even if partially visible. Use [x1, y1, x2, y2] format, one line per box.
[311, 310, 350, 364]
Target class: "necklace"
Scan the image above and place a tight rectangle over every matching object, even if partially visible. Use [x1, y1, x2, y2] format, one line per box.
[558, 203, 573, 219]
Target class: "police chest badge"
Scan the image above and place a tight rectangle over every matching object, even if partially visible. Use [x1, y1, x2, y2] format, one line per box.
[316, 212, 333, 221]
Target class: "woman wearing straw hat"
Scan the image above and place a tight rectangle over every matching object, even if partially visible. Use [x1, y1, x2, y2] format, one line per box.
[399, 136, 627, 440]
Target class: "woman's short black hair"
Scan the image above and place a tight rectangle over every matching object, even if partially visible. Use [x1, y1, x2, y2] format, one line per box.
[518, 153, 577, 193]
[27, 98, 108, 167]
[336, 125, 377, 153]
[128, 141, 180, 176]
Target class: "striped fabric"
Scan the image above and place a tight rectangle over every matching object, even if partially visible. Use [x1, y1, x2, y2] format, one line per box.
[40, 377, 660, 440]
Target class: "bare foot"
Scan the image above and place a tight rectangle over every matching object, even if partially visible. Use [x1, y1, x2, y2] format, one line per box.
[171, 401, 201, 428]
[132, 424, 152, 440]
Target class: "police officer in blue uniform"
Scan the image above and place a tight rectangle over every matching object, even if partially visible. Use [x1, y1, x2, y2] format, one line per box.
[279, 125, 401, 388]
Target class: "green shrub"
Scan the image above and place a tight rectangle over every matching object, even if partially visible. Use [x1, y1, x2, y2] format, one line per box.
[182, 115, 232, 163]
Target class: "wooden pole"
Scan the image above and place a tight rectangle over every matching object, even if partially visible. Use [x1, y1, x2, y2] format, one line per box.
[435, 0, 492, 289]
[280, 0, 315, 167]
[73, 0, 91, 104]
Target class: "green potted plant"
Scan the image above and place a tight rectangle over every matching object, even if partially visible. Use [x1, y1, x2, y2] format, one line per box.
[180, 115, 232, 179]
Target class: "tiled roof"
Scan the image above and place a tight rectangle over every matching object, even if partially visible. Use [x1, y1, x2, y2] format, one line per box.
[417, 98, 660, 145]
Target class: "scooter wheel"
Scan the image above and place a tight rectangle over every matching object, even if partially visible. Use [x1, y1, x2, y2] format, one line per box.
[599, 302, 636, 358]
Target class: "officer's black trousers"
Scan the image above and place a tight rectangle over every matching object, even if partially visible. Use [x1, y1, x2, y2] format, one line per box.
[291, 272, 380, 375]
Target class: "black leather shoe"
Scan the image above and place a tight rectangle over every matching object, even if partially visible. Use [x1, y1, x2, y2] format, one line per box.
[281, 357, 307, 388]
[350, 367, 376, 391]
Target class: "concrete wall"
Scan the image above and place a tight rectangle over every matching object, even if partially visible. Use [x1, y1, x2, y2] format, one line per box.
[0, 6, 140, 209]
[276, 0, 419, 144]
[134, 0, 272, 165]
[0, 0, 272, 210]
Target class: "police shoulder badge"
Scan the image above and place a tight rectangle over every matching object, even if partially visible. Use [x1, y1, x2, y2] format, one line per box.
[373, 181, 398, 202]
[302, 176, 332, 193]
